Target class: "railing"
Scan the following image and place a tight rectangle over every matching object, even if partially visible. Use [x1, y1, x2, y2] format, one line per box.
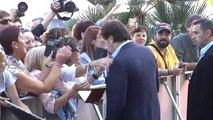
[0, 71, 193, 120]
[158, 71, 193, 120]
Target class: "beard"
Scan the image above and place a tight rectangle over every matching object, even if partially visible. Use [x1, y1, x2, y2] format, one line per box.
[156, 39, 169, 48]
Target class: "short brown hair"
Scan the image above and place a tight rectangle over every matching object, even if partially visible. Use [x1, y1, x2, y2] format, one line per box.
[0, 26, 20, 55]
[101, 20, 129, 42]
[193, 18, 213, 35]
[185, 15, 202, 29]
[72, 21, 95, 40]
[130, 26, 147, 36]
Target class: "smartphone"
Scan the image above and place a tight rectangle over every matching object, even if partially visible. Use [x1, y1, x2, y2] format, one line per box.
[128, 18, 137, 27]
[115, 4, 130, 14]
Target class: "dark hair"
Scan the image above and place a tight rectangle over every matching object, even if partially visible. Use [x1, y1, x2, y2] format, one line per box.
[12, 17, 22, 26]
[0, 10, 10, 19]
[185, 15, 202, 29]
[45, 27, 69, 44]
[130, 26, 147, 36]
[193, 18, 213, 35]
[101, 20, 129, 42]
[82, 25, 100, 61]
[58, 37, 78, 51]
[0, 26, 20, 55]
[72, 21, 95, 40]
[32, 17, 44, 23]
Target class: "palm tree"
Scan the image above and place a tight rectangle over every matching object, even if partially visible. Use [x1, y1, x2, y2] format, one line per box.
[117, 0, 150, 25]
[65, 1, 116, 30]
[147, 0, 208, 35]
[65, 0, 209, 41]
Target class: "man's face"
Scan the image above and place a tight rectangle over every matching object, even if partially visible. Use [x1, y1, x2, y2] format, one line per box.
[0, 17, 12, 29]
[155, 30, 171, 48]
[191, 24, 208, 47]
[23, 32, 35, 51]
[132, 30, 147, 46]
[100, 36, 114, 53]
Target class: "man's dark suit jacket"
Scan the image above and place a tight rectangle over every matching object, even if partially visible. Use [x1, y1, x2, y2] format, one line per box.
[187, 45, 213, 120]
[105, 42, 160, 120]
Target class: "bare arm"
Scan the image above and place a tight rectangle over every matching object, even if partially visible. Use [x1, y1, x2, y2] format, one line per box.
[101, 5, 120, 22]
[6, 84, 31, 113]
[15, 64, 61, 95]
[53, 81, 90, 112]
[16, 46, 71, 95]
[75, 57, 113, 78]
[41, 1, 61, 30]
[158, 67, 183, 77]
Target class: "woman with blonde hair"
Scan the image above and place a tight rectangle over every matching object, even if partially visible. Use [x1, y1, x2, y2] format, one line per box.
[25, 45, 86, 119]
[25, 37, 112, 119]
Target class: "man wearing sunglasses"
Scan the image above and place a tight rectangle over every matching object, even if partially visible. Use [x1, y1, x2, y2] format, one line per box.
[0, 10, 12, 30]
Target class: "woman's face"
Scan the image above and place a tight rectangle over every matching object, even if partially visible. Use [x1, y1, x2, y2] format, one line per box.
[95, 32, 106, 49]
[132, 30, 147, 46]
[16, 32, 27, 58]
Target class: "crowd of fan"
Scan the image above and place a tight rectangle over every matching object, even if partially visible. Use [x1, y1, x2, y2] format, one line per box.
[0, 1, 213, 120]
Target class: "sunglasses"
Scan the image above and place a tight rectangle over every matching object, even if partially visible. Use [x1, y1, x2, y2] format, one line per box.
[0, 19, 11, 25]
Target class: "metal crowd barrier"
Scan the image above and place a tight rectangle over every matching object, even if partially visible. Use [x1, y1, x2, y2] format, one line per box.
[0, 71, 193, 120]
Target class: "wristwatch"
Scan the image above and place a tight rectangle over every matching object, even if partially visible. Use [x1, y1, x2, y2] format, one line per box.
[92, 73, 99, 79]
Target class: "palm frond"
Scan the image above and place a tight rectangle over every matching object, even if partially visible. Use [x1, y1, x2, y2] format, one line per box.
[147, 0, 208, 35]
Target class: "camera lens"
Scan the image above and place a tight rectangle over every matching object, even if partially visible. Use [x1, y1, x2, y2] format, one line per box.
[64, 2, 76, 12]
[18, 2, 28, 12]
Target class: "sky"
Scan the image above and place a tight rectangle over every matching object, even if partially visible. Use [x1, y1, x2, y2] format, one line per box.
[1, 0, 213, 27]
[0, 0, 94, 25]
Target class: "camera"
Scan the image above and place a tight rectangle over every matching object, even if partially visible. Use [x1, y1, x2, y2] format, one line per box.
[44, 39, 60, 59]
[52, 0, 76, 13]
[51, 0, 76, 20]
[16, 2, 28, 18]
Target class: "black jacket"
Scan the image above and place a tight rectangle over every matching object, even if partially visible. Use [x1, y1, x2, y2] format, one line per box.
[187, 45, 213, 120]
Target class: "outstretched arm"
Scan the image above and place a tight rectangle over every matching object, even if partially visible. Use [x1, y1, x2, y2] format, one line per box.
[7, 84, 31, 113]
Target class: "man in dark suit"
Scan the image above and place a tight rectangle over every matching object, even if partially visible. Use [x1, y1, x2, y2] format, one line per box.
[187, 18, 213, 120]
[100, 20, 160, 120]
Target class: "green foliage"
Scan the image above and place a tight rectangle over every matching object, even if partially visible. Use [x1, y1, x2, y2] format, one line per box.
[147, 0, 208, 36]
[64, 1, 116, 30]
[65, 0, 209, 43]
[204, 0, 213, 6]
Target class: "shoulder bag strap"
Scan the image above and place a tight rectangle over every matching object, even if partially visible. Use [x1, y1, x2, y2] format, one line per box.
[149, 44, 168, 69]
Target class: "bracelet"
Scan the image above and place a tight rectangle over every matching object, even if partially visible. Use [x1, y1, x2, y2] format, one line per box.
[167, 68, 172, 75]
[92, 73, 99, 79]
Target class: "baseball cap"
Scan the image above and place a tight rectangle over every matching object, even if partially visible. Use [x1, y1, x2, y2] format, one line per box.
[155, 23, 171, 33]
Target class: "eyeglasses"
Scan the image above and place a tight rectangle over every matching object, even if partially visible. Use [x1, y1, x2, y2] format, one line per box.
[0, 19, 11, 25]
